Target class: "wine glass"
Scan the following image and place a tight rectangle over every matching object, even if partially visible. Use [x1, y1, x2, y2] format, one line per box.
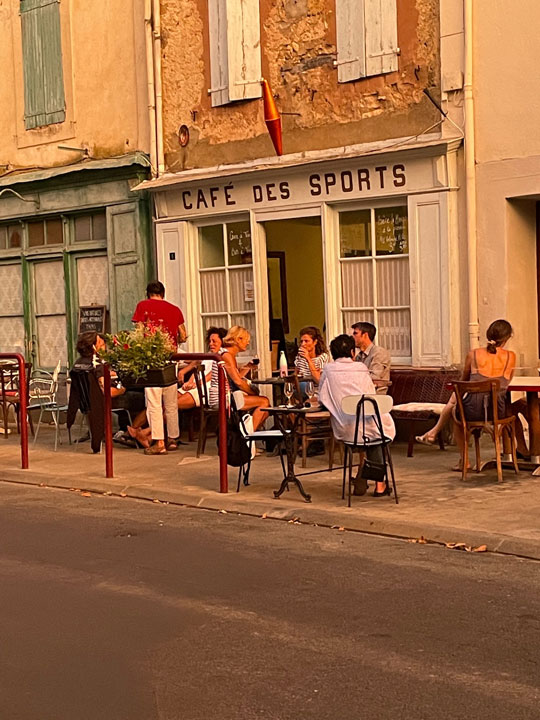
[305, 380, 315, 405]
[284, 380, 294, 407]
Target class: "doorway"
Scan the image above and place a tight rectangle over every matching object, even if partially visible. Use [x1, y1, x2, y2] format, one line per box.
[262, 216, 325, 347]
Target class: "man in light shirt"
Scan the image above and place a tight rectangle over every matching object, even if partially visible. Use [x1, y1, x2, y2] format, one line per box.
[351, 321, 391, 393]
[319, 334, 395, 497]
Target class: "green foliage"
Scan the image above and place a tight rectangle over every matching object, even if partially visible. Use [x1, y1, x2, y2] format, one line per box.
[98, 322, 175, 381]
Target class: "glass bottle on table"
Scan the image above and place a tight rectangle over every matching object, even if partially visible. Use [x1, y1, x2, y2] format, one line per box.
[279, 351, 288, 378]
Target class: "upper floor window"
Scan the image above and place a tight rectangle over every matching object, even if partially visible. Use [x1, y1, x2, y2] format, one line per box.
[20, 0, 66, 130]
[207, 0, 262, 107]
[335, 0, 398, 83]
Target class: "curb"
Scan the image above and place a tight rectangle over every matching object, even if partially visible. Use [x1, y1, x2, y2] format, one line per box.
[2, 469, 540, 561]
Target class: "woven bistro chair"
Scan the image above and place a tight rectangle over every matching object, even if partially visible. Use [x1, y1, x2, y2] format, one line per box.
[452, 379, 519, 483]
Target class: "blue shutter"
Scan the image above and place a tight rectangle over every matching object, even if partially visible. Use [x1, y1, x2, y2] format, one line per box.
[20, 0, 66, 130]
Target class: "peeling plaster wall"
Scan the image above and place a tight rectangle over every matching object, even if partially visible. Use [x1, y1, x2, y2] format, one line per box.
[161, 0, 440, 171]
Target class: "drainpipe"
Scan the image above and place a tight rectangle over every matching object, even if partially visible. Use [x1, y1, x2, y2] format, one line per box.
[152, 0, 165, 175]
[464, 0, 480, 348]
[144, 0, 158, 176]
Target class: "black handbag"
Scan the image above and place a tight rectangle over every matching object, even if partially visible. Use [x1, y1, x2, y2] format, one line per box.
[360, 458, 386, 482]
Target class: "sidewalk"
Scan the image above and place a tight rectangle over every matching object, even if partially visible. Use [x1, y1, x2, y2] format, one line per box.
[1, 426, 540, 559]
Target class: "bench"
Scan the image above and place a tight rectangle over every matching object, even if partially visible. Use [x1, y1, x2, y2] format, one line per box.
[389, 368, 461, 457]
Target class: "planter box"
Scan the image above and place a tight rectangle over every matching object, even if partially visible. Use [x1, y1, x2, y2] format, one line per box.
[120, 364, 177, 389]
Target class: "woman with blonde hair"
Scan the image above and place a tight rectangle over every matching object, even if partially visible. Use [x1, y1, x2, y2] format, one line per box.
[209, 325, 269, 430]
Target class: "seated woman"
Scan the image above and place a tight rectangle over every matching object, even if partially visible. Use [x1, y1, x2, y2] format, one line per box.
[210, 325, 269, 431]
[453, 319, 516, 471]
[176, 326, 228, 410]
[294, 326, 330, 392]
[68, 331, 147, 448]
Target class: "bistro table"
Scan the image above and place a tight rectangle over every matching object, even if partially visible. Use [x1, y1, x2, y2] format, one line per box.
[508, 376, 540, 472]
[266, 404, 328, 503]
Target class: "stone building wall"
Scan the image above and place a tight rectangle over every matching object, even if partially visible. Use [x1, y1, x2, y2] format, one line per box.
[161, 0, 440, 170]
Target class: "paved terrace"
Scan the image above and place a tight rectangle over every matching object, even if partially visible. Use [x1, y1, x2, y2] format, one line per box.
[1, 425, 540, 560]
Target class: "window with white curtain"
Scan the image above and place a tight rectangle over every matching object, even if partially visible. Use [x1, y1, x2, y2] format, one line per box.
[198, 220, 256, 353]
[339, 205, 411, 359]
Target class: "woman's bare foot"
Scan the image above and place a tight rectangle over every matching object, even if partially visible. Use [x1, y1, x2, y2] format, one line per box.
[127, 425, 151, 449]
[416, 433, 437, 446]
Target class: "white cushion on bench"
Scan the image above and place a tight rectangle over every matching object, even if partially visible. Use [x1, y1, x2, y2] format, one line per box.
[392, 402, 446, 414]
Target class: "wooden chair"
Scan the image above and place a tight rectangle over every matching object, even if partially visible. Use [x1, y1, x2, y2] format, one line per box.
[452, 379, 519, 483]
[194, 363, 218, 457]
[290, 373, 337, 468]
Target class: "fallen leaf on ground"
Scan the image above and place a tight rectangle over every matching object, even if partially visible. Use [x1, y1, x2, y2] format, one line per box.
[261, 513, 268, 519]
[153, 499, 160, 503]
[408, 536, 428, 544]
[219, 509, 227, 514]
[473, 544, 488, 552]
[338, 527, 345, 532]
[80, 492, 92, 497]
[120, 492, 127, 497]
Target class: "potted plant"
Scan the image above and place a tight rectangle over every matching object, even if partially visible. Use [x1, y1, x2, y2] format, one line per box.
[98, 322, 177, 387]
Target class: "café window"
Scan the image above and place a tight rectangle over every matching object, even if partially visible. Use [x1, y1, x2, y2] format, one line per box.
[198, 220, 256, 351]
[74, 212, 107, 243]
[339, 205, 411, 359]
[27, 217, 63, 247]
[0, 224, 22, 249]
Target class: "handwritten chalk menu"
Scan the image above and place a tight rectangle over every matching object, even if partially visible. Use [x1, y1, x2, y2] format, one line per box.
[78, 305, 106, 334]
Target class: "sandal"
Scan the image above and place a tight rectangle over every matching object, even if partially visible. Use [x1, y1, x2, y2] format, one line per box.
[415, 433, 436, 446]
[144, 444, 168, 455]
[167, 438, 178, 451]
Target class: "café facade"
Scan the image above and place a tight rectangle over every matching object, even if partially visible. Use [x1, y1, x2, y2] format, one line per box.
[139, 136, 464, 377]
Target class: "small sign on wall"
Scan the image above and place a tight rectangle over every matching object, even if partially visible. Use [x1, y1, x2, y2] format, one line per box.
[78, 305, 107, 334]
[244, 281, 254, 302]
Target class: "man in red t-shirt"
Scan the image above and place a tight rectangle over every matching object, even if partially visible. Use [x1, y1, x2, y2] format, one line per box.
[132, 282, 187, 455]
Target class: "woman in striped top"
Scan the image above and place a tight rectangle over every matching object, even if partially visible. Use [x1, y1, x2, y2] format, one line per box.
[209, 326, 269, 430]
[294, 326, 330, 385]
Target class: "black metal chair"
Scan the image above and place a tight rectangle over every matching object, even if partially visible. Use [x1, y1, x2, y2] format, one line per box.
[231, 391, 287, 492]
[341, 394, 399, 507]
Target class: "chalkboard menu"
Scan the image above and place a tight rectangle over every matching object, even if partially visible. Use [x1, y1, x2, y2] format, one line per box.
[78, 305, 106, 334]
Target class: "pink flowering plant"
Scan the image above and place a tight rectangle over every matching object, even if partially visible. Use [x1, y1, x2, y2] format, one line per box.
[98, 322, 175, 381]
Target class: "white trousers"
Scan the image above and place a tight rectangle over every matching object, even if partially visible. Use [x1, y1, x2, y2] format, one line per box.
[145, 385, 179, 441]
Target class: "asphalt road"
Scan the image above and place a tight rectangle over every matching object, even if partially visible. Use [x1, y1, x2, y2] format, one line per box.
[0, 482, 539, 720]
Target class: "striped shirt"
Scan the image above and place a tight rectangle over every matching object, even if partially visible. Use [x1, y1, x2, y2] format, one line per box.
[294, 351, 330, 379]
[209, 348, 229, 408]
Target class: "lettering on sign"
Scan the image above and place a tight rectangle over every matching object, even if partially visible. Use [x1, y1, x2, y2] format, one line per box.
[171, 163, 408, 215]
[78, 305, 106, 334]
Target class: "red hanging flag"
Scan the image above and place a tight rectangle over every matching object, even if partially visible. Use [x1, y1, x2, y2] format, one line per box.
[261, 79, 283, 156]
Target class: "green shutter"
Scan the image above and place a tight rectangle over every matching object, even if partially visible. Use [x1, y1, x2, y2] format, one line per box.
[20, 0, 66, 130]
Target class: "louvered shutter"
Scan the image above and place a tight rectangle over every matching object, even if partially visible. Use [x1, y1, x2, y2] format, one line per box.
[335, 0, 398, 82]
[208, 0, 262, 106]
[20, 0, 66, 129]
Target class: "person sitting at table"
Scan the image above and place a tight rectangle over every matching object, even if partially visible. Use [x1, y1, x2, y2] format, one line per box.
[351, 321, 391, 393]
[452, 319, 516, 471]
[319, 333, 395, 497]
[210, 325, 269, 431]
[294, 326, 330, 387]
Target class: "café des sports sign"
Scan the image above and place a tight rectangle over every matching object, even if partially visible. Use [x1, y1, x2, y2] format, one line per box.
[156, 153, 446, 218]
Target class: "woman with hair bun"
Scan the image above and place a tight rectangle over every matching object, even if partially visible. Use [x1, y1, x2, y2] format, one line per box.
[453, 319, 515, 470]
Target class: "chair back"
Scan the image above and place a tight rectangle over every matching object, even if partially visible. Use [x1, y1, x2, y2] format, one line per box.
[341, 394, 393, 448]
[452, 379, 502, 425]
[194, 362, 212, 409]
[341, 393, 393, 416]
[69, 368, 92, 414]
